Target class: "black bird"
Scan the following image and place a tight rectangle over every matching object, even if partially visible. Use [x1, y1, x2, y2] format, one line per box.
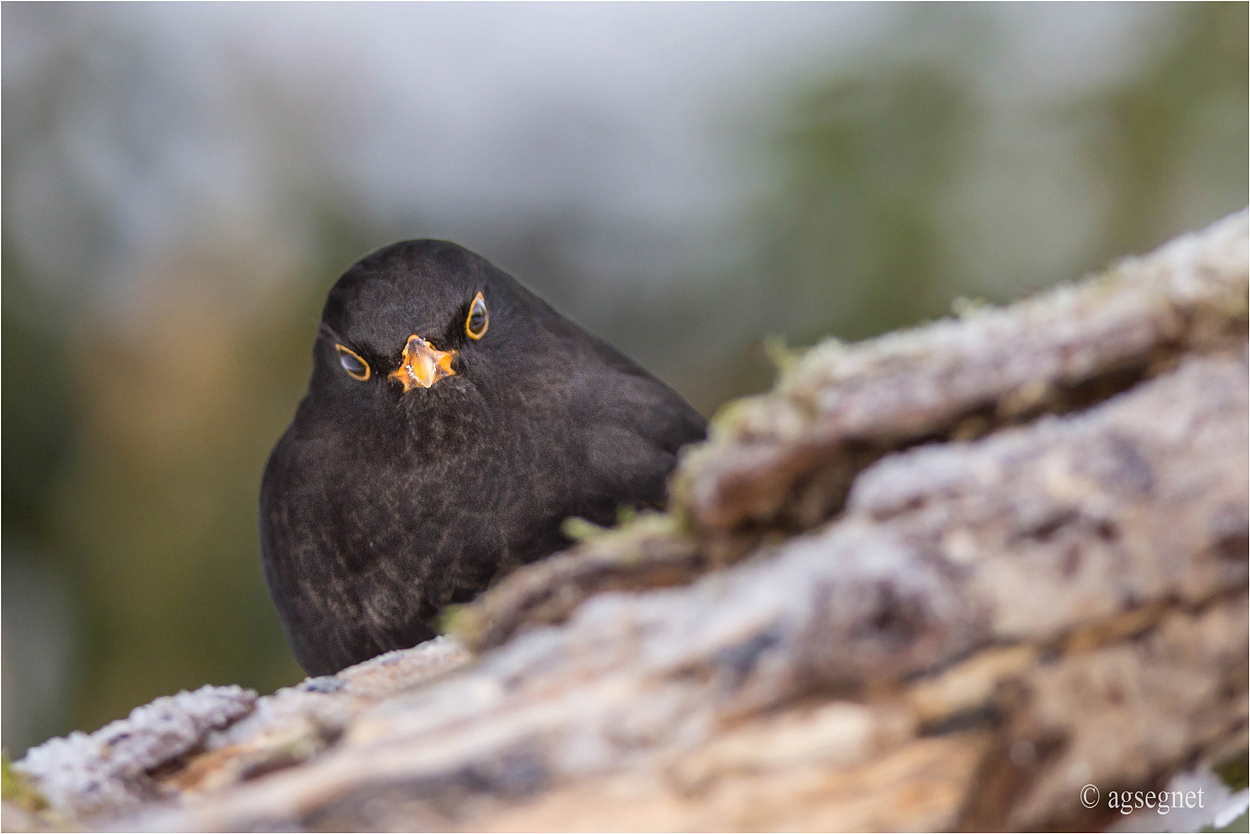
[260, 241, 707, 675]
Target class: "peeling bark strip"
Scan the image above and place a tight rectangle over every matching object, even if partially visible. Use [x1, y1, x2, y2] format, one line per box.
[676, 209, 1246, 534]
[7, 641, 471, 828]
[6, 210, 1247, 833]
[11, 686, 257, 818]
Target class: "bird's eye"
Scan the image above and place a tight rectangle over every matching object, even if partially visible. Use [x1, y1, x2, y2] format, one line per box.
[334, 344, 371, 381]
[465, 292, 488, 340]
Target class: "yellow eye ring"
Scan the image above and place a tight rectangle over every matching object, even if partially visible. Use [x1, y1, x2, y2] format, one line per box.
[334, 344, 371, 381]
[465, 291, 489, 340]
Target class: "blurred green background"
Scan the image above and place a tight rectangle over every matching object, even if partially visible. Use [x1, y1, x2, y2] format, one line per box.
[3, 3, 1246, 756]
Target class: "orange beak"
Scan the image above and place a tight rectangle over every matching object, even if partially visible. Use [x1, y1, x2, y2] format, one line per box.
[388, 335, 457, 391]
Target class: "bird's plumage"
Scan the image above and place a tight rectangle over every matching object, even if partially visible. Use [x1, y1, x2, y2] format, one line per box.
[260, 241, 706, 674]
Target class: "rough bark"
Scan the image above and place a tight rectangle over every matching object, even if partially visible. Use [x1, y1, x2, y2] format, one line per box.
[6, 210, 1247, 833]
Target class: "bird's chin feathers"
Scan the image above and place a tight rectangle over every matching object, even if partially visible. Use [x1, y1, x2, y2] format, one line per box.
[391, 376, 492, 450]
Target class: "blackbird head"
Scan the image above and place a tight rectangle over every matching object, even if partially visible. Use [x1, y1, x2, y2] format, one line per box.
[310, 240, 561, 426]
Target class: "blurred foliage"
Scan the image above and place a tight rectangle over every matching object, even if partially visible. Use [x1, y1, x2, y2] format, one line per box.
[1202, 810, 1249, 834]
[2, 252, 70, 538]
[1216, 753, 1249, 793]
[1085, 3, 1250, 263]
[2, 3, 1246, 755]
[764, 60, 978, 341]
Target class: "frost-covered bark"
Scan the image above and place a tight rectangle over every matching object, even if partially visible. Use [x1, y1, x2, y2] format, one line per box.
[5, 210, 1246, 833]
